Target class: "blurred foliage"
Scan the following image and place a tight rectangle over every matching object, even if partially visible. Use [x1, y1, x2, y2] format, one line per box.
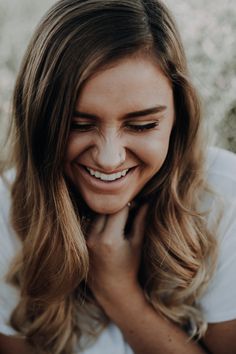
[166, 0, 236, 151]
[0, 0, 235, 151]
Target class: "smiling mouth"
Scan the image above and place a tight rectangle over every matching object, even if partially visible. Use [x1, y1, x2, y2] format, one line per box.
[81, 165, 134, 182]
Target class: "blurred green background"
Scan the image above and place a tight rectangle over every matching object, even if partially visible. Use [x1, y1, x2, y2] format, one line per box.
[0, 0, 235, 152]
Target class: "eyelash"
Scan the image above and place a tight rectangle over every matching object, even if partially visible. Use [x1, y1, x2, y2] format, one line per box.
[128, 122, 159, 132]
[70, 121, 159, 132]
[70, 123, 95, 132]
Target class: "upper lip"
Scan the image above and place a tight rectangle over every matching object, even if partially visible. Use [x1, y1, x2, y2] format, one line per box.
[79, 164, 136, 174]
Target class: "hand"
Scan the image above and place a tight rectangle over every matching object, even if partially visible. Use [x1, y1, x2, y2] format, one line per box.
[86, 204, 148, 306]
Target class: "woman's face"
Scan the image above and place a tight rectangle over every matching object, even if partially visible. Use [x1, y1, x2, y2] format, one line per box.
[64, 56, 175, 214]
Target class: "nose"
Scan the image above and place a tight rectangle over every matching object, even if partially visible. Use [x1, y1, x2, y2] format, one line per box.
[92, 131, 126, 171]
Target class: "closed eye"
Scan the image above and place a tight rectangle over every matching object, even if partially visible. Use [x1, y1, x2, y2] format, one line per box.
[126, 121, 159, 132]
[70, 122, 95, 131]
[70, 121, 160, 132]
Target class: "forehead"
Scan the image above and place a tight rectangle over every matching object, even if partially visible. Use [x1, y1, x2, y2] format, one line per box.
[76, 56, 173, 114]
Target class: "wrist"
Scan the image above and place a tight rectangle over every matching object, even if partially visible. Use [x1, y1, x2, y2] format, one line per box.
[96, 283, 147, 320]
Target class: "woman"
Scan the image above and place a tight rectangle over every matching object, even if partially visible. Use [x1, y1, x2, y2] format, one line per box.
[0, 0, 236, 353]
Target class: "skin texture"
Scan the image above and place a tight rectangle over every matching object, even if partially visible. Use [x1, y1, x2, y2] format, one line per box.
[0, 334, 33, 354]
[2, 57, 236, 353]
[86, 204, 236, 354]
[86, 204, 206, 354]
[63, 56, 236, 353]
[64, 56, 175, 214]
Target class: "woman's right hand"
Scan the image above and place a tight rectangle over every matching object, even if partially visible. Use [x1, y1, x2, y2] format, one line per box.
[86, 204, 148, 306]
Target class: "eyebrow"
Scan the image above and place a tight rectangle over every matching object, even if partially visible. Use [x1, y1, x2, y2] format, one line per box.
[73, 105, 167, 120]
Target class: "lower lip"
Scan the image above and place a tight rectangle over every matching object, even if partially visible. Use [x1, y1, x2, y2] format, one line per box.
[75, 164, 136, 192]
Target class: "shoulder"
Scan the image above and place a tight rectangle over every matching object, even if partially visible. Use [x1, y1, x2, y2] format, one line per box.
[0, 169, 21, 336]
[0, 169, 14, 221]
[0, 169, 19, 253]
[198, 147, 236, 323]
[200, 147, 236, 237]
[206, 146, 236, 173]
[203, 147, 236, 249]
[205, 146, 236, 200]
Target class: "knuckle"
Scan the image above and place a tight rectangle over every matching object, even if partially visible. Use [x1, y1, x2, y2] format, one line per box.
[86, 236, 96, 249]
[100, 237, 115, 249]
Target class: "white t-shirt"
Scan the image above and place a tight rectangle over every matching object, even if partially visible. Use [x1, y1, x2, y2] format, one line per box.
[0, 146, 236, 353]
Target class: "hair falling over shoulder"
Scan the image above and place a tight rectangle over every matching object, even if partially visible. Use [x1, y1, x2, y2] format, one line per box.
[4, 0, 217, 352]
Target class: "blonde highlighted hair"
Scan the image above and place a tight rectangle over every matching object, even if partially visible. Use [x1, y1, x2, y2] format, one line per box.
[2, 0, 217, 352]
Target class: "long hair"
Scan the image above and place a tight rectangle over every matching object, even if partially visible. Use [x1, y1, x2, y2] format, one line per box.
[4, 0, 217, 352]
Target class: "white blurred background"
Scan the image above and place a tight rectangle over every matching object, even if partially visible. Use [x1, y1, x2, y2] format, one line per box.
[0, 0, 235, 152]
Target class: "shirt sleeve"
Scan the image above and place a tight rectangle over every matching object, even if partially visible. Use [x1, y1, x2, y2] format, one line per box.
[198, 148, 236, 323]
[79, 323, 134, 354]
[199, 200, 236, 323]
[0, 174, 21, 335]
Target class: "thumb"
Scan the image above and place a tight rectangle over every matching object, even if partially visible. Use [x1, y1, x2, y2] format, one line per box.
[131, 204, 149, 247]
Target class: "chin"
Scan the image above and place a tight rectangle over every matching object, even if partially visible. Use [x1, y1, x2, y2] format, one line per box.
[91, 205, 125, 215]
[85, 200, 127, 215]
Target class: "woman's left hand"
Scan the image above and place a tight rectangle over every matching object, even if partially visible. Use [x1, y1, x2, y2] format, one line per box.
[86, 204, 148, 305]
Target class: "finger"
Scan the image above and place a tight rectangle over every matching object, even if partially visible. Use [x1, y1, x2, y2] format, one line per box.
[86, 214, 106, 242]
[124, 202, 139, 237]
[101, 205, 130, 241]
[130, 204, 149, 246]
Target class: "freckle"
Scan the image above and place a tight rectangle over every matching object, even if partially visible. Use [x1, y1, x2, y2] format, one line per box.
[168, 335, 172, 343]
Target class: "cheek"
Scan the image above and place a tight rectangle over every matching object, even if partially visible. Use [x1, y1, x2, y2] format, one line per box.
[132, 134, 170, 165]
[64, 134, 89, 160]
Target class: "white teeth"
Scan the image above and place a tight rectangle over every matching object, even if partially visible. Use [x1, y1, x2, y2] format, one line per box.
[86, 167, 129, 181]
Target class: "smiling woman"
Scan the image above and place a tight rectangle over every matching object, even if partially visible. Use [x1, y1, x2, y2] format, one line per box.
[0, 1, 236, 354]
[64, 56, 174, 214]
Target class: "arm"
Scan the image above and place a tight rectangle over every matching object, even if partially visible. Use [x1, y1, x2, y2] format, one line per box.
[202, 320, 236, 354]
[96, 283, 205, 354]
[0, 333, 34, 354]
[87, 205, 207, 354]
